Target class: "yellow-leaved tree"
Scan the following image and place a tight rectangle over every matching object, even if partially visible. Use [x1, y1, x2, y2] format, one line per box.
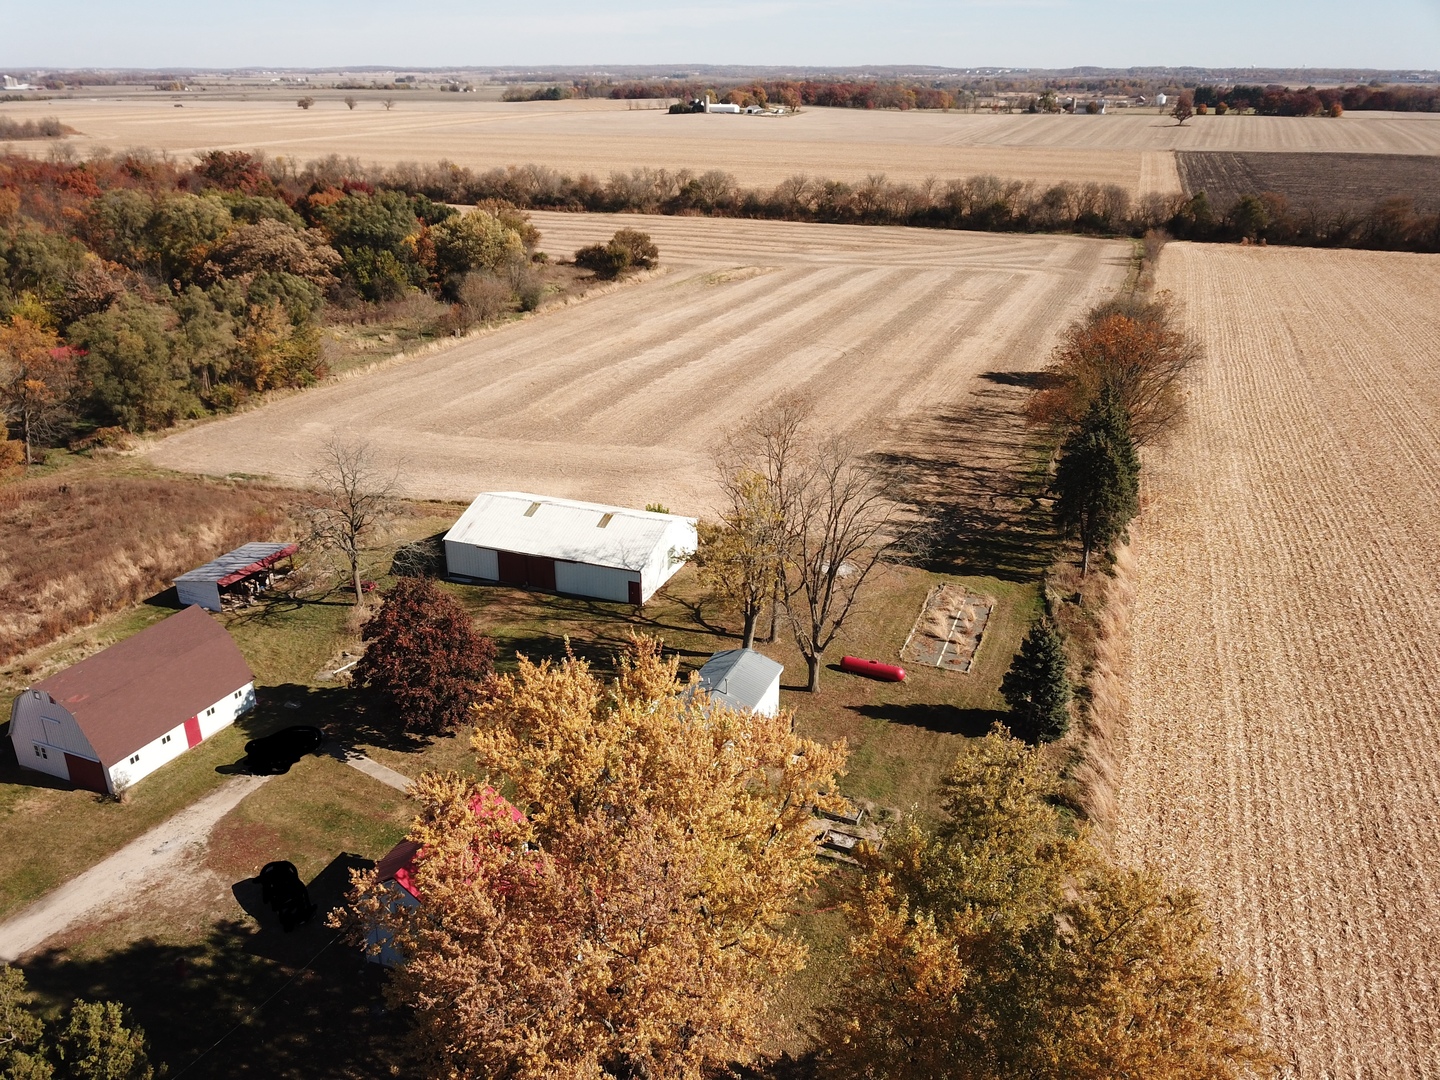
[337, 634, 846, 1080]
[818, 731, 1276, 1080]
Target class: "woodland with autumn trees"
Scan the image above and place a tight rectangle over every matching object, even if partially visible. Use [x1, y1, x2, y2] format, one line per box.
[0, 149, 544, 470]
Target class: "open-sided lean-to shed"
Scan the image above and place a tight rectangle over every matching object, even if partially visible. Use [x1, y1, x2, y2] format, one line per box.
[174, 542, 298, 611]
[8, 605, 256, 794]
[443, 492, 697, 605]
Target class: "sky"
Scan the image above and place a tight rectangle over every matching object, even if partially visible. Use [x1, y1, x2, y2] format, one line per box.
[2, 0, 1438, 71]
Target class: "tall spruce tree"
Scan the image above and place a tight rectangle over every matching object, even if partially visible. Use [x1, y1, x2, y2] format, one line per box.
[1001, 619, 1072, 743]
[1053, 390, 1140, 575]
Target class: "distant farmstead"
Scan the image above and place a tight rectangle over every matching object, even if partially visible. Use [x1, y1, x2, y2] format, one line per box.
[8, 606, 256, 794]
[174, 542, 298, 611]
[444, 492, 696, 605]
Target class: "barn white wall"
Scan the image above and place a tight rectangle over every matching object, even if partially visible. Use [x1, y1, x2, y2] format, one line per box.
[197, 681, 255, 739]
[554, 561, 634, 603]
[175, 579, 222, 611]
[107, 718, 191, 792]
[445, 542, 498, 581]
[8, 691, 98, 783]
[639, 519, 697, 601]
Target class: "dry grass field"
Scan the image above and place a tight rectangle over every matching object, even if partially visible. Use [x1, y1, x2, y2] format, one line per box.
[7, 94, 1437, 197]
[1113, 243, 1440, 1077]
[145, 213, 1130, 512]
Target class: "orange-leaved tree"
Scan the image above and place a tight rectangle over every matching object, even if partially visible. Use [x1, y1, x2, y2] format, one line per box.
[817, 732, 1274, 1080]
[1027, 297, 1198, 447]
[0, 314, 76, 464]
[338, 634, 847, 1080]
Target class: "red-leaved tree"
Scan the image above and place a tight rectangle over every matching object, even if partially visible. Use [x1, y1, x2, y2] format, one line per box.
[353, 578, 496, 735]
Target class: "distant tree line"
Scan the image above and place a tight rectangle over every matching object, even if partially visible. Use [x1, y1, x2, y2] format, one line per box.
[0, 117, 63, 139]
[1193, 82, 1440, 114]
[365, 158, 1440, 253]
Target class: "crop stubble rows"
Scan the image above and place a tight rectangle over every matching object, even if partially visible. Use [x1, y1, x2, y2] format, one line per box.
[1114, 243, 1440, 1077]
[146, 213, 1128, 512]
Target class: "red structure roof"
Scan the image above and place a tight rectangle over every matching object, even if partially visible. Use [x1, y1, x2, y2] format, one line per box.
[34, 606, 254, 767]
[374, 788, 524, 901]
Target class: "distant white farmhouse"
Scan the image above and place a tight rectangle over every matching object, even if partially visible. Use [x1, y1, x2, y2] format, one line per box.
[695, 648, 783, 717]
[9, 606, 255, 794]
[444, 492, 696, 605]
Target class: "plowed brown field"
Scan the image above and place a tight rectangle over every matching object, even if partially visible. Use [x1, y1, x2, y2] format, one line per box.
[9, 95, 1437, 196]
[144, 214, 1128, 512]
[1114, 243, 1440, 1077]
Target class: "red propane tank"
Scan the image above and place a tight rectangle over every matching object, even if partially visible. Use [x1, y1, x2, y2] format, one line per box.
[840, 656, 907, 682]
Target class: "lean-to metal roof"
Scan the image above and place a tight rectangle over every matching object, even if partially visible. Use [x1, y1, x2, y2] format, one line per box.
[175, 542, 298, 587]
[444, 492, 695, 573]
[696, 649, 783, 713]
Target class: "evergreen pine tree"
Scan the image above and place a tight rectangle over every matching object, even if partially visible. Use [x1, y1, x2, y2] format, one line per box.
[1053, 390, 1140, 575]
[1001, 619, 1072, 743]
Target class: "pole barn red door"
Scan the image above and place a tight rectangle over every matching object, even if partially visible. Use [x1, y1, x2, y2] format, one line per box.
[184, 716, 202, 748]
[526, 557, 557, 591]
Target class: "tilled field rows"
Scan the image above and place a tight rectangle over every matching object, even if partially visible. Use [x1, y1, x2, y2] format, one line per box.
[1114, 243, 1440, 1077]
[146, 214, 1128, 511]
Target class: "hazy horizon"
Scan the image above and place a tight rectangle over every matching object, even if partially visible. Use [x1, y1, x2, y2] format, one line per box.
[3, 0, 1438, 73]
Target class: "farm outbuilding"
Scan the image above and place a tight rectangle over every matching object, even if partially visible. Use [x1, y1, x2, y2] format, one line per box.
[695, 648, 783, 717]
[8, 606, 256, 795]
[444, 492, 696, 605]
[174, 542, 298, 611]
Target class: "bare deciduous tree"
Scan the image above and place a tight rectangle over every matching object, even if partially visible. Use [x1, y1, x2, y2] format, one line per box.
[722, 395, 811, 643]
[381, 98, 396, 111]
[307, 437, 400, 604]
[343, 95, 358, 111]
[787, 438, 898, 693]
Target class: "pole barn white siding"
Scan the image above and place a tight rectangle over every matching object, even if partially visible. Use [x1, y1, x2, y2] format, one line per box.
[444, 492, 697, 604]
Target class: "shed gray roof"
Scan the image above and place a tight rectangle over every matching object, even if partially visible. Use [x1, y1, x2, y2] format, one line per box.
[696, 649, 783, 713]
[175, 543, 298, 586]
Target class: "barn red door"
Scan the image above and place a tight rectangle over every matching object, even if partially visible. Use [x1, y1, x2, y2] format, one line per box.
[526, 557, 557, 591]
[628, 581, 642, 607]
[64, 753, 107, 793]
[184, 716, 202, 748]
[497, 551, 527, 585]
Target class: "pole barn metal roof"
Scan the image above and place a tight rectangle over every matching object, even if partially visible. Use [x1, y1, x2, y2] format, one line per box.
[175, 543, 298, 588]
[696, 649, 784, 714]
[444, 492, 695, 573]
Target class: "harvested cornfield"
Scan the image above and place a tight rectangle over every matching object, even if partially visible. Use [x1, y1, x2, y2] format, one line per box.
[1177, 150, 1440, 212]
[1113, 243, 1440, 1076]
[0, 476, 288, 663]
[146, 214, 1129, 512]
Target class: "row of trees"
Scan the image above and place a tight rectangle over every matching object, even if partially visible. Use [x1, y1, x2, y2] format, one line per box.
[334, 640, 1271, 1079]
[0, 150, 545, 462]
[998, 294, 1199, 746]
[0, 966, 154, 1079]
[1192, 82, 1440, 114]
[362, 157, 1440, 253]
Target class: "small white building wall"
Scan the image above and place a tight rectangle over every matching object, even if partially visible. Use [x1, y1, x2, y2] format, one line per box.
[444, 541, 498, 581]
[8, 691, 97, 782]
[756, 678, 781, 718]
[640, 519, 696, 602]
[175, 579, 223, 611]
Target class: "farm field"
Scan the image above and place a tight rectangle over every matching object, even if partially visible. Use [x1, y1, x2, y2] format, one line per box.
[145, 213, 1130, 513]
[1177, 150, 1440, 211]
[6, 94, 1439, 195]
[1113, 243, 1440, 1076]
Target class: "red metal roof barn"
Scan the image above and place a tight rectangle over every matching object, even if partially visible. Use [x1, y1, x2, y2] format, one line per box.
[8, 606, 256, 795]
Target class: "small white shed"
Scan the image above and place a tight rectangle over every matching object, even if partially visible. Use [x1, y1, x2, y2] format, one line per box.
[444, 492, 696, 605]
[696, 649, 784, 717]
[8, 606, 255, 794]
